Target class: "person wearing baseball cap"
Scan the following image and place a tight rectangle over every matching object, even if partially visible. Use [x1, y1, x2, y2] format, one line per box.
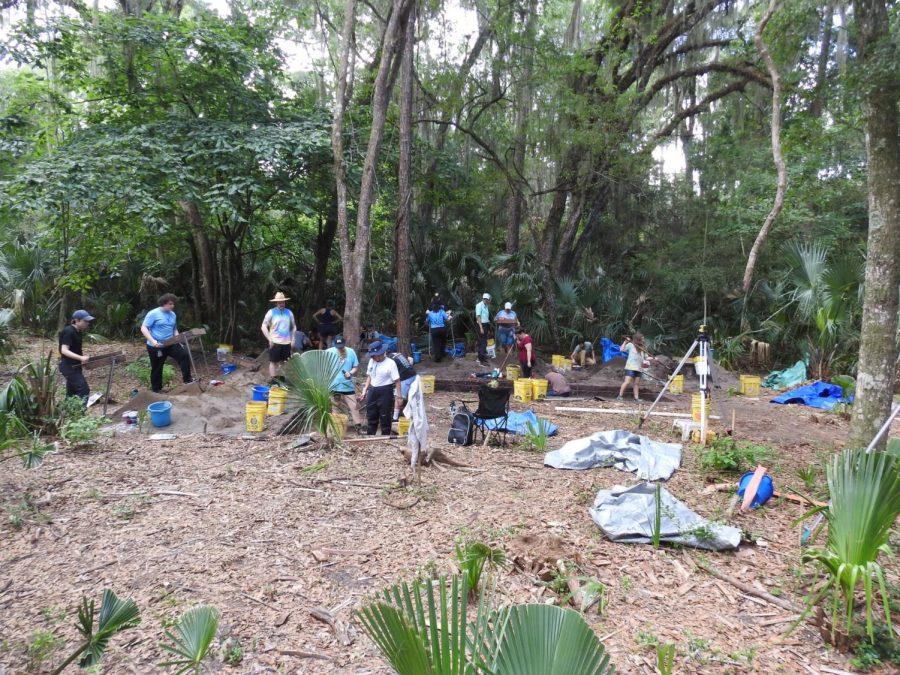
[494, 301, 519, 356]
[359, 340, 401, 435]
[326, 335, 362, 428]
[474, 292, 492, 366]
[58, 310, 95, 403]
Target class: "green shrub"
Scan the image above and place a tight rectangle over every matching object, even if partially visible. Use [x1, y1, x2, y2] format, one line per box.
[60, 416, 103, 445]
[522, 419, 552, 453]
[698, 437, 772, 473]
[126, 357, 174, 389]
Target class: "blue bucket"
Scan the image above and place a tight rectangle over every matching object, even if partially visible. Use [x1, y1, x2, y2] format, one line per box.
[147, 401, 172, 428]
[252, 385, 270, 402]
[413, 351, 422, 364]
[737, 471, 774, 509]
[220, 363, 236, 375]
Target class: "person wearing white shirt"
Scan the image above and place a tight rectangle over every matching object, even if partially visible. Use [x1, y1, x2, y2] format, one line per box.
[359, 341, 401, 435]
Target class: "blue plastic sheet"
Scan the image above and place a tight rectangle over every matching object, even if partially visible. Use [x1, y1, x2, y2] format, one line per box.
[599, 337, 626, 363]
[371, 332, 398, 353]
[771, 381, 851, 410]
[484, 410, 558, 436]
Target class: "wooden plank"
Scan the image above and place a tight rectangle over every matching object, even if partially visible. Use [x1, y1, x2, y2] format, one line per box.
[162, 327, 207, 347]
[82, 351, 127, 370]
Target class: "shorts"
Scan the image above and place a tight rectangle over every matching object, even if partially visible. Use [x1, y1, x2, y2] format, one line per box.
[497, 327, 515, 346]
[269, 343, 292, 363]
[319, 324, 338, 336]
[624, 369, 642, 379]
[400, 375, 417, 399]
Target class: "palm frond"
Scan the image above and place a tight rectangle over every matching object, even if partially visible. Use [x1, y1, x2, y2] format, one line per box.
[75, 589, 141, 669]
[282, 350, 342, 436]
[160, 605, 221, 675]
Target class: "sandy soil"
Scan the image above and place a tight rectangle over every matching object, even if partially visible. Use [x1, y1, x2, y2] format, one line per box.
[1, 339, 896, 674]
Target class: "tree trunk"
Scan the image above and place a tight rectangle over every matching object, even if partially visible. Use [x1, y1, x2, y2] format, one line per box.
[394, 3, 415, 355]
[741, 0, 786, 293]
[848, 0, 900, 449]
[809, 2, 834, 119]
[311, 205, 338, 321]
[342, 0, 415, 348]
[179, 201, 216, 320]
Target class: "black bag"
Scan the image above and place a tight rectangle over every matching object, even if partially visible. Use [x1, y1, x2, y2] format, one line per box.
[448, 410, 475, 446]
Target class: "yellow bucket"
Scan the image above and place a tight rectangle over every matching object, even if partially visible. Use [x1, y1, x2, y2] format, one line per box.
[420, 375, 435, 395]
[531, 378, 548, 400]
[691, 429, 718, 443]
[487, 339, 495, 348]
[691, 393, 711, 422]
[267, 387, 288, 416]
[551, 354, 564, 367]
[398, 417, 411, 435]
[506, 365, 521, 381]
[739, 375, 761, 397]
[330, 412, 348, 439]
[514, 378, 533, 402]
[245, 401, 267, 432]
[669, 374, 684, 395]
[560, 358, 573, 371]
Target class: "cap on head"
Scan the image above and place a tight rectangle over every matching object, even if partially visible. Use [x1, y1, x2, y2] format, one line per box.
[72, 309, 95, 322]
[482, 293, 491, 300]
[367, 340, 387, 356]
[584, 341, 592, 349]
[334, 335, 346, 347]
[504, 302, 512, 310]
[270, 291, 290, 302]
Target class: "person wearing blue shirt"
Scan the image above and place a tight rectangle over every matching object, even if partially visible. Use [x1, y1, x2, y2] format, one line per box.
[494, 302, 519, 355]
[139, 293, 193, 392]
[474, 293, 491, 366]
[326, 335, 362, 427]
[425, 296, 451, 362]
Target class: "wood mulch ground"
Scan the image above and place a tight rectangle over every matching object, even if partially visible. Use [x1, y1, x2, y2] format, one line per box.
[1, 340, 896, 673]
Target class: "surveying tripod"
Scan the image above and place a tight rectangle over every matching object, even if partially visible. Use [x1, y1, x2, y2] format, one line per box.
[639, 325, 712, 443]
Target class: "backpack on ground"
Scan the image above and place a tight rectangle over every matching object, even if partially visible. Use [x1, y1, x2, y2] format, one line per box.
[448, 406, 475, 446]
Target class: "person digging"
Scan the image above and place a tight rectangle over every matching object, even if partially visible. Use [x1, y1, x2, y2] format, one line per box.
[571, 340, 596, 367]
[58, 309, 95, 405]
[140, 293, 193, 393]
[261, 291, 297, 382]
[359, 340, 401, 436]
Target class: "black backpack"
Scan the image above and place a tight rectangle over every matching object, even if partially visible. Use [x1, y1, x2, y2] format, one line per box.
[448, 406, 475, 446]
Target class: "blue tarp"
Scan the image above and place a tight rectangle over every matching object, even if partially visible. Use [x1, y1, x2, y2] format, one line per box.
[371, 332, 398, 353]
[599, 337, 626, 363]
[771, 381, 851, 410]
[484, 410, 558, 436]
[762, 360, 806, 391]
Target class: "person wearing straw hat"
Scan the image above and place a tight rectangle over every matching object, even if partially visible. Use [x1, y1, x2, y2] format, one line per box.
[261, 291, 297, 380]
[359, 340, 401, 436]
[58, 309, 95, 403]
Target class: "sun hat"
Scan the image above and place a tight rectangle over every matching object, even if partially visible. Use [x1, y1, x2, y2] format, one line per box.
[367, 340, 387, 356]
[504, 302, 512, 310]
[270, 292, 290, 302]
[72, 309, 95, 321]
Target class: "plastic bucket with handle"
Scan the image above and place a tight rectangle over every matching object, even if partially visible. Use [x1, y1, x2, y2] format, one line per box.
[148, 401, 172, 428]
[246, 402, 267, 432]
[514, 379, 533, 402]
[531, 378, 548, 400]
[267, 387, 288, 416]
[252, 385, 270, 402]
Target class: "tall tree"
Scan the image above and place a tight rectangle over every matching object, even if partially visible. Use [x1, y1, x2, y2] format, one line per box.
[848, 0, 900, 449]
[394, 1, 415, 354]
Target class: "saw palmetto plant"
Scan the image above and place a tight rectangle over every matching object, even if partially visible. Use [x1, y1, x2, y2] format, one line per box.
[798, 448, 900, 641]
[358, 574, 614, 674]
[50, 589, 140, 674]
[281, 350, 342, 437]
[454, 540, 505, 596]
[160, 605, 220, 675]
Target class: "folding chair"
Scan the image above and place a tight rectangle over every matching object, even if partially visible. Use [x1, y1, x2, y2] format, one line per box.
[469, 383, 512, 446]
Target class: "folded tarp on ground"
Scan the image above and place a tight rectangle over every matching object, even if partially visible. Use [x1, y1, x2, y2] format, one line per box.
[762, 360, 806, 391]
[544, 430, 682, 481]
[599, 337, 626, 363]
[589, 483, 742, 551]
[771, 380, 851, 410]
[484, 410, 558, 436]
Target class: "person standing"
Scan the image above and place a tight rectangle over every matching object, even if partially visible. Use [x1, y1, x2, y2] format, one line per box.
[58, 309, 94, 403]
[261, 292, 297, 380]
[516, 326, 534, 377]
[313, 301, 343, 348]
[474, 292, 491, 366]
[140, 294, 193, 393]
[617, 332, 648, 401]
[425, 298, 450, 362]
[571, 340, 596, 367]
[494, 302, 519, 355]
[359, 341, 401, 436]
[326, 335, 362, 428]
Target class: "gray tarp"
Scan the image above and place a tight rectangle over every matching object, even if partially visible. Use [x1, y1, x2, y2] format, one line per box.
[543, 429, 682, 481]
[589, 483, 742, 551]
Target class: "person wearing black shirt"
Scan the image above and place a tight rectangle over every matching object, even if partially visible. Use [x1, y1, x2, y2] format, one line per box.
[389, 350, 418, 409]
[58, 309, 94, 402]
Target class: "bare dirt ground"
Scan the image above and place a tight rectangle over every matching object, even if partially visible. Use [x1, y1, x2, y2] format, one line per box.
[1, 338, 896, 674]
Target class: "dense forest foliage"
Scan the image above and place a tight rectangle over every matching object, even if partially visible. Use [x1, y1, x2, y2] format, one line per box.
[0, 0, 893, 381]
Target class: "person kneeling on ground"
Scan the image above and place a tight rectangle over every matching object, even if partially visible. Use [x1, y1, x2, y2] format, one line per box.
[545, 367, 571, 397]
[515, 326, 534, 378]
[359, 340, 401, 436]
[261, 291, 297, 381]
[326, 335, 362, 429]
[58, 309, 95, 404]
[571, 340, 596, 367]
[389, 349, 418, 408]
[617, 332, 652, 401]
[140, 293, 193, 393]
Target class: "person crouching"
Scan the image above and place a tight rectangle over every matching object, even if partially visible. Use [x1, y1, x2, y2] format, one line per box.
[359, 340, 401, 435]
